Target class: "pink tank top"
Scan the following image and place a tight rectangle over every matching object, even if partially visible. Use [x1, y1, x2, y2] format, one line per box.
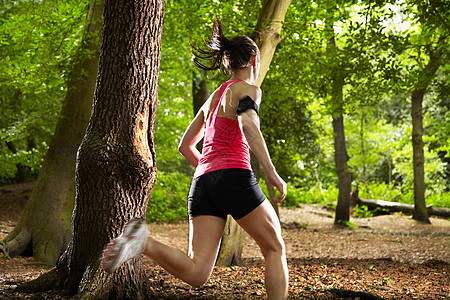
[193, 79, 251, 178]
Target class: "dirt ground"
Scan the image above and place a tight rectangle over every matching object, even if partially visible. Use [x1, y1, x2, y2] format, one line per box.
[0, 182, 449, 299]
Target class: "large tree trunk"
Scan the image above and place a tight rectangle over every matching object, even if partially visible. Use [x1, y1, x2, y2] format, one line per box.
[15, 0, 165, 298]
[1, 0, 103, 264]
[216, 0, 291, 267]
[410, 48, 441, 224]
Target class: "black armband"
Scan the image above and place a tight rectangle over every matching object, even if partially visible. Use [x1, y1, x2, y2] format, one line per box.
[236, 96, 259, 116]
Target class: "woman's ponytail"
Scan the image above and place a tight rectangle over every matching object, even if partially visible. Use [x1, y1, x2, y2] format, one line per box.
[209, 17, 233, 53]
[190, 17, 231, 71]
[190, 17, 259, 72]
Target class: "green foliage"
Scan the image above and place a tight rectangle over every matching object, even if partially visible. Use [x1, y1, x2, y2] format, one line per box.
[338, 219, 357, 229]
[0, 147, 44, 179]
[147, 172, 191, 223]
[0, 0, 89, 184]
[352, 205, 373, 218]
[384, 276, 395, 284]
[278, 183, 339, 208]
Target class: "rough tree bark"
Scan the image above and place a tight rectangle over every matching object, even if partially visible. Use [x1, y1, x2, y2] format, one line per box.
[216, 0, 291, 267]
[15, 0, 165, 298]
[1, 0, 103, 264]
[411, 47, 442, 224]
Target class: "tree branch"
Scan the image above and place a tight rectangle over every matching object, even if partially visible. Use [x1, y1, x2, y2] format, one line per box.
[430, 0, 450, 33]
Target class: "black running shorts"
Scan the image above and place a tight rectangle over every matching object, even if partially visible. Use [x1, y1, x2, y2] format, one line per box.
[188, 168, 266, 220]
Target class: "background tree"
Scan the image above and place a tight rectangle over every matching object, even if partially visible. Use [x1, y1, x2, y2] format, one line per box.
[364, 0, 449, 222]
[1, 0, 103, 264]
[16, 0, 165, 298]
[406, 0, 448, 223]
[280, 0, 358, 225]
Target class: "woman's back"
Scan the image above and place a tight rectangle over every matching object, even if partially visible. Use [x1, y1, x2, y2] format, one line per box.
[193, 80, 258, 178]
[205, 80, 260, 121]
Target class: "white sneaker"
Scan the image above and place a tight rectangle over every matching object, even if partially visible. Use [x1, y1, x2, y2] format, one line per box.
[101, 218, 149, 273]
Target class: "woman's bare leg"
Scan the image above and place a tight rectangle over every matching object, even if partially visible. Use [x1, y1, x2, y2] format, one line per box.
[237, 200, 288, 300]
[143, 215, 226, 287]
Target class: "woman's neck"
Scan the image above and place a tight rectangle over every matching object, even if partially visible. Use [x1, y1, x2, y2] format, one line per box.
[229, 67, 255, 85]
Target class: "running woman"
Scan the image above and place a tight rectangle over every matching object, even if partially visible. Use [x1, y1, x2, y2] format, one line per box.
[101, 17, 289, 300]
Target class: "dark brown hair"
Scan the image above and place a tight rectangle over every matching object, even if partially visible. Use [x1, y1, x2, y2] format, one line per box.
[190, 17, 259, 71]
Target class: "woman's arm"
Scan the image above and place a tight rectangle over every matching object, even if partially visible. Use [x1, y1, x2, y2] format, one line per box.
[238, 95, 287, 203]
[178, 108, 206, 167]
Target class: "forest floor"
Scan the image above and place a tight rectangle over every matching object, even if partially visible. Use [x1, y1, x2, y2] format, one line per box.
[0, 182, 449, 299]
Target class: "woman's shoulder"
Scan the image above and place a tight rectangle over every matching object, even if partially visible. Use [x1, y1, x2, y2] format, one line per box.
[233, 81, 261, 104]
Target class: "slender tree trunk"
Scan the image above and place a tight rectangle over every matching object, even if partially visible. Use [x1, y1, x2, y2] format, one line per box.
[410, 48, 441, 223]
[411, 88, 428, 222]
[360, 112, 369, 194]
[331, 76, 352, 225]
[216, 0, 291, 267]
[16, 0, 165, 298]
[333, 114, 352, 224]
[1, 0, 103, 264]
[193, 71, 210, 151]
[193, 71, 210, 115]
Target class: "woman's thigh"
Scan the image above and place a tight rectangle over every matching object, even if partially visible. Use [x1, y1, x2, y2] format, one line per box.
[236, 200, 284, 255]
[188, 215, 226, 270]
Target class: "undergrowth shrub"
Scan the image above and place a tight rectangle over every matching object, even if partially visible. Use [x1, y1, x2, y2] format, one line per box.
[353, 205, 373, 218]
[147, 172, 191, 223]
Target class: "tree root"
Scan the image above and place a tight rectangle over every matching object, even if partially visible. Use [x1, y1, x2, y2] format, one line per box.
[15, 268, 61, 293]
[0, 241, 12, 259]
[1, 226, 32, 259]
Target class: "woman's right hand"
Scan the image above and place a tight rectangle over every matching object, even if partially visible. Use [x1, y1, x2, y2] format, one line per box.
[265, 169, 287, 203]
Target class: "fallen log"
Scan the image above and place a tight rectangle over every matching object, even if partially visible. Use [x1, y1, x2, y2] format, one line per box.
[351, 187, 450, 218]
